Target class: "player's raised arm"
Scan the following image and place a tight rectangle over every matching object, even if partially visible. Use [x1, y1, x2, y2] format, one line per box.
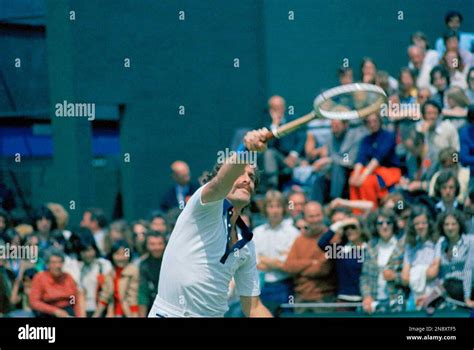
[201, 128, 268, 203]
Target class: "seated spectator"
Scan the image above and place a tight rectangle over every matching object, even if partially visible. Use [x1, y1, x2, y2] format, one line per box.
[417, 100, 460, 153]
[409, 32, 439, 89]
[399, 129, 439, 196]
[435, 11, 474, 56]
[459, 105, 474, 191]
[104, 220, 134, 257]
[80, 207, 108, 256]
[443, 29, 473, 70]
[262, 95, 305, 190]
[318, 217, 368, 309]
[138, 232, 166, 317]
[360, 57, 377, 84]
[94, 240, 139, 317]
[360, 208, 407, 313]
[434, 170, 464, 213]
[9, 267, 37, 317]
[467, 68, 474, 104]
[440, 49, 469, 90]
[442, 86, 470, 129]
[429, 147, 470, 203]
[430, 65, 450, 109]
[309, 115, 365, 204]
[253, 190, 299, 312]
[286, 191, 307, 220]
[33, 206, 57, 252]
[399, 67, 418, 103]
[68, 228, 112, 317]
[427, 210, 473, 305]
[30, 248, 83, 317]
[283, 202, 337, 309]
[349, 113, 401, 212]
[160, 160, 199, 212]
[401, 206, 439, 310]
[417, 87, 432, 106]
[131, 219, 149, 257]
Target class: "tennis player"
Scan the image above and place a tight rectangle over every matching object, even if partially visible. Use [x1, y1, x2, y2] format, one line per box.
[148, 128, 272, 317]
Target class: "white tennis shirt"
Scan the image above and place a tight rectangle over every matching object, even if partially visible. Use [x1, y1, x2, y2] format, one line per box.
[148, 184, 260, 317]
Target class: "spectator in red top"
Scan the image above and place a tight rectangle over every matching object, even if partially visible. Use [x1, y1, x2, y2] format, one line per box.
[30, 248, 82, 317]
[94, 240, 139, 317]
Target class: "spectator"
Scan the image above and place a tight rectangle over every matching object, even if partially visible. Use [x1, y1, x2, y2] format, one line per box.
[467, 68, 474, 104]
[399, 129, 439, 196]
[283, 202, 337, 309]
[399, 67, 417, 103]
[253, 190, 299, 312]
[9, 267, 37, 317]
[318, 217, 368, 309]
[104, 220, 134, 257]
[309, 115, 365, 204]
[0, 258, 15, 316]
[434, 170, 464, 213]
[459, 105, 474, 191]
[349, 113, 401, 211]
[160, 160, 199, 212]
[435, 11, 474, 56]
[427, 210, 473, 305]
[149, 211, 168, 236]
[32, 206, 57, 252]
[417, 100, 460, 153]
[360, 208, 407, 313]
[417, 87, 432, 106]
[440, 49, 469, 90]
[338, 66, 353, 85]
[138, 232, 166, 317]
[429, 147, 470, 203]
[263, 95, 305, 190]
[286, 191, 307, 220]
[442, 86, 470, 129]
[442, 30, 473, 70]
[408, 45, 437, 90]
[30, 248, 82, 317]
[401, 206, 439, 310]
[80, 207, 108, 255]
[131, 219, 149, 257]
[94, 240, 139, 317]
[46, 203, 71, 240]
[68, 228, 112, 317]
[430, 65, 450, 109]
[360, 57, 377, 84]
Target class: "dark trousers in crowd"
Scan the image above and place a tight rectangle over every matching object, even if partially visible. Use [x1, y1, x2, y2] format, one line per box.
[311, 164, 349, 204]
[260, 278, 294, 314]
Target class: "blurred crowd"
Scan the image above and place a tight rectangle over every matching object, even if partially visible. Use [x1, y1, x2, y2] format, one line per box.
[0, 10, 474, 318]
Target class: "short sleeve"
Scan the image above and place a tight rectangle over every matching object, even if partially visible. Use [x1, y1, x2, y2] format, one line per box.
[234, 243, 260, 297]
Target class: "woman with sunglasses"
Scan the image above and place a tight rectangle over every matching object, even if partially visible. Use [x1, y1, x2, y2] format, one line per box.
[318, 217, 368, 310]
[400, 206, 439, 310]
[360, 208, 407, 313]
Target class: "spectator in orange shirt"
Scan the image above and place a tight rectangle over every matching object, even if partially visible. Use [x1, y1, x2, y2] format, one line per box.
[30, 248, 82, 317]
[283, 202, 337, 310]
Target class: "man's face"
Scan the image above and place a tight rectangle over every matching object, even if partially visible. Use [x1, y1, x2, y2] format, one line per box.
[423, 105, 439, 128]
[147, 236, 166, 259]
[445, 37, 459, 52]
[227, 165, 256, 207]
[304, 203, 324, 234]
[80, 246, 96, 264]
[440, 178, 456, 202]
[408, 47, 424, 69]
[288, 193, 305, 218]
[447, 16, 461, 31]
[172, 164, 190, 186]
[331, 120, 347, 137]
[365, 113, 381, 134]
[417, 88, 431, 105]
[268, 97, 286, 124]
[266, 200, 284, 223]
[48, 256, 64, 277]
[80, 212, 95, 230]
[151, 218, 166, 234]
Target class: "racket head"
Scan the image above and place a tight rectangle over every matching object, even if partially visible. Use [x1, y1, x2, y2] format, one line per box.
[313, 83, 387, 120]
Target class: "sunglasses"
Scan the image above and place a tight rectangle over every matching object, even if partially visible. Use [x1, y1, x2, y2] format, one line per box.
[344, 224, 358, 231]
[296, 225, 309, 230]
[376, 220, 393, 226]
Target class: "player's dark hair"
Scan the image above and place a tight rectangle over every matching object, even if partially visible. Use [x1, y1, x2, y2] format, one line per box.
[202, 162, 260, 190]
